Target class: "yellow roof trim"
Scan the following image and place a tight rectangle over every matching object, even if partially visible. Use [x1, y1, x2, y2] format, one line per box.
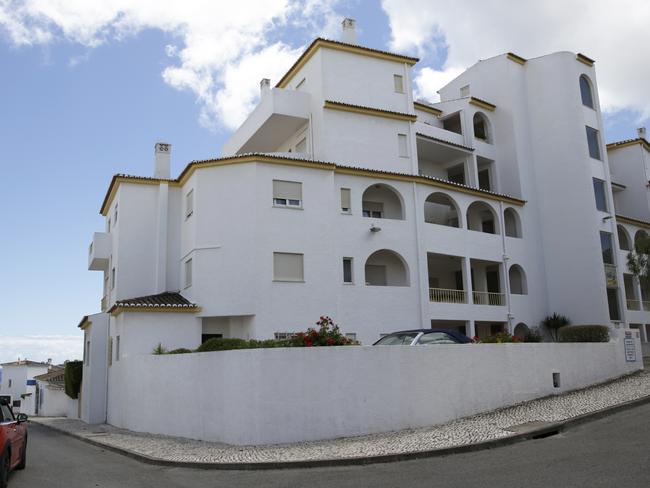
[324, 100, 417, 122]
[606, 139, 650, 153]
[469, 97, 496, 112]
[506, 52, 527, 65]
[100, 154, 526, 213]
[276, 38, 419, 89]
[110, 306, 202, 317]
[616, 215, 650, 230]
[100, 176, 176, 215]
[576, 53, 595, 67]
[414, 101, 443, 117]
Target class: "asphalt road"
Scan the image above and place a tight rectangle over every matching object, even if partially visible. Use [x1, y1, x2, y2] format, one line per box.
[9, 403, 650, 488]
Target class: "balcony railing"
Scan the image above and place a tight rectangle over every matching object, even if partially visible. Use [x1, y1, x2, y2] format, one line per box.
[429, 288, 467, 304]
[627, 299, 641, 311]
[473, 291, 505, 306]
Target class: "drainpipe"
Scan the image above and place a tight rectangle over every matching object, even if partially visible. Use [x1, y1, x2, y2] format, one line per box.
[499, 201, 513, 332]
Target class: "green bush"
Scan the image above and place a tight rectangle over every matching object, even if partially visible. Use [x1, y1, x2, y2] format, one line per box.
[167, 348, 192, 354]
[523, 327, 544, 343]
[558, 325, 609, 343]
[477, 332, 520, 343]
[64, 360, 83, 400]
[196, 338, 251, 352]
[287, 316, 357, 347]
[541, 313, 571, 341]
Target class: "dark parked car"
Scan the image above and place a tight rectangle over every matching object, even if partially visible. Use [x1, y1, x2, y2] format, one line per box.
[373, 329, 472, 346]
[0, 398, 27, 488]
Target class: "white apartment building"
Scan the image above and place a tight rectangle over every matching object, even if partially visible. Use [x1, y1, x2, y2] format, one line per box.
[81, 20, 650, 423]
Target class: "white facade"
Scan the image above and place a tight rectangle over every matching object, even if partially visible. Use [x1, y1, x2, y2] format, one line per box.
[0, 361, 51, 411]
[80, 23, 650, 403]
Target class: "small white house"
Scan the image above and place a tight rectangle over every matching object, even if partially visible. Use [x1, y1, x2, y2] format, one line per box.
[22, 367, 68, 417]
[0, 360, 51, 412]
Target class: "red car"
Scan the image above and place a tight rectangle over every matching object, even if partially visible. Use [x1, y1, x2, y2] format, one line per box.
[0, 399, 27, 488]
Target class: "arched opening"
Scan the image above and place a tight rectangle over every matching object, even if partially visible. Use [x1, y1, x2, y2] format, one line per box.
[504, 208, 522, 238]
[513, 323, 529, 340]
[365, 249, 409, 286]
[579, 75, 594, 109]
[362, 184, 404, 220]
[635, 230, 648, 249]
[617, 225, 631, 251]
[424, 192, 461, 227]
[509, 264, 527, 295]
[473, 112, 492, 143]
[467, 201, 499, 234]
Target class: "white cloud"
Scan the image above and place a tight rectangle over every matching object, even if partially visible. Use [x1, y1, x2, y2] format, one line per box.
[0, 335, 83, 365]
[413, 66, 464, 103]
[382, 0, 650, 119]
[0, 0, 343, 130]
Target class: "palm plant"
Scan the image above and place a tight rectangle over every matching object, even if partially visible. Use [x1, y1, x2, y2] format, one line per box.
[541, 313, 570, 342]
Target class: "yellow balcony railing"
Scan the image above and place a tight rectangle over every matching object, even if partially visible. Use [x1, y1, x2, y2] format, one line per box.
[473, 291, 505, 306]
[429, 288, 467, 304]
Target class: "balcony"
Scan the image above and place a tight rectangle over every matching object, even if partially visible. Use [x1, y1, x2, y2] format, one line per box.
[429, 288, 467, 304]
[88, 232, 111, 271]
[473, 291, 505, 306]
[222, 88, 311, 155]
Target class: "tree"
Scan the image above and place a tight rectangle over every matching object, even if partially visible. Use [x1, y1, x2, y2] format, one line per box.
[627, 234, 650, 289]
[541, 313, 570, 342]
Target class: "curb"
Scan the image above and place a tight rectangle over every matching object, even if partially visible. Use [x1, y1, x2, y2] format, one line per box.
[32, 393, 650, 470]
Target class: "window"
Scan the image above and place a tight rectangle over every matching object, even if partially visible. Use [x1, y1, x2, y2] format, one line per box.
[114, 203, 118, 225]
[460, 85, 470, 97]
[600, 231, 614, 264]
[184, 258, 192, 288]
[295, 78, 306, 91]
[397, 133, 409, 157]
[592, 178, 608, 212]
[362, 201, 383, 218]
[295, 137, 307, 153]
[107, 218, 111, 233]
[417, 332, 456, 345]
[580, 75, 594, 108]
[343, 257, 353, 283]
[478, 169, 491, 191]
[116, 335, 120, 361]
[607, 288, 621, 321]
[85, 340, 90, 366]
[473, 113, 490, 142]
[340, 188, 351, 213]
[185, 190, 194, 219]
[273, 252, 304, 281]
[586, 126, 601, 160]
[393, 74, 404, 93]
[111, 267, 116, 289]
[7, 379, 12, 388]
[0, 403, 13, 423]
[108, 337, 113, 367]
[447, 166, 465, 185]
[273, 180, 302, 208]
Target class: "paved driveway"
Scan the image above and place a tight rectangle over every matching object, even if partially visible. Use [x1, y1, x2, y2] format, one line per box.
[10, 403, 650, 488]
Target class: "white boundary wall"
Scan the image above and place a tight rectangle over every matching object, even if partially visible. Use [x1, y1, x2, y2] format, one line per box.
[108, 339, 643, 445]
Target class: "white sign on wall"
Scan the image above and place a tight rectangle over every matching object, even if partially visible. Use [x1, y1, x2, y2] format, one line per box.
[624, 331, 637, 363]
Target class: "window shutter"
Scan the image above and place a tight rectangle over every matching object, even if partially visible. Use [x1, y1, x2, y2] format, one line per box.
[273, 180, 302, 200]
[340, 188, 351, 211]
[273, 252, 304, 281]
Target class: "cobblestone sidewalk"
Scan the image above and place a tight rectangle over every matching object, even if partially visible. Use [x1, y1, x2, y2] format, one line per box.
[32, 369, 650, 465]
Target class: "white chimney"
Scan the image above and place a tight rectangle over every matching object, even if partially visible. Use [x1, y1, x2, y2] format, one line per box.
[341, 18, 357, 44]
[260, 78, 271, 98]
[638, 127, 646, 139]
[154, 142, 171, 179]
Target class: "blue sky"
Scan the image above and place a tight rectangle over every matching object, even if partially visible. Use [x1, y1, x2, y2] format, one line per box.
[0, 0, 647, 362]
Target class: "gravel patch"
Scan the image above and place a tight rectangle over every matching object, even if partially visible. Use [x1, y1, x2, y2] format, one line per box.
[32, 369, 650, 464]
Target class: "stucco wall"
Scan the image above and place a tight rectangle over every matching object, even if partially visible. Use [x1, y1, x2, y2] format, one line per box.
[108, 337, 642, 445]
